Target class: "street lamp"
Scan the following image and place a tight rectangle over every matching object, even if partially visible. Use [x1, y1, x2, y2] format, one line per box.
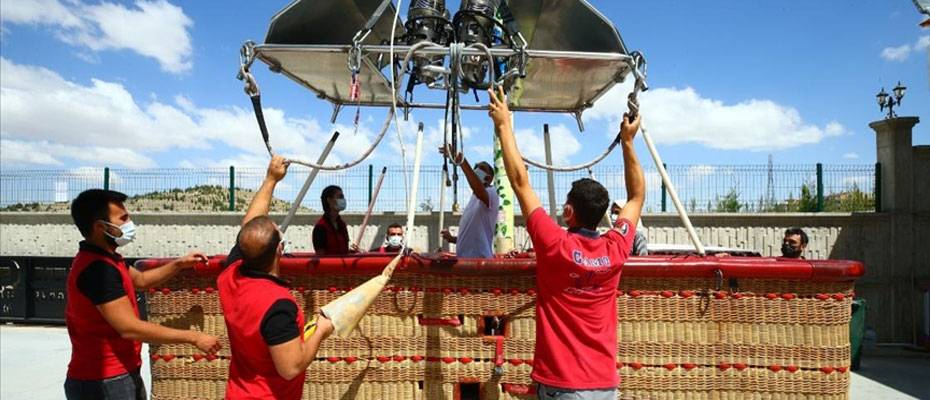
[877, 81, 907, 118]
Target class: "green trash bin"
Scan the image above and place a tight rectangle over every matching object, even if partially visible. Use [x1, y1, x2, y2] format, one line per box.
[850, 298, 866, 370]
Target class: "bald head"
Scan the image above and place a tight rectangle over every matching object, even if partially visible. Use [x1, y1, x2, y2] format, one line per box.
[238, 216, 281, 272]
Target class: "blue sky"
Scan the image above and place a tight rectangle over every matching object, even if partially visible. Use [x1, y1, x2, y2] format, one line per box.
[1, 0, 927, 172]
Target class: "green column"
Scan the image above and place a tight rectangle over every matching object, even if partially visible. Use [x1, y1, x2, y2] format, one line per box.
[493, 132, 514, 254]
[103, 167, 110, 191]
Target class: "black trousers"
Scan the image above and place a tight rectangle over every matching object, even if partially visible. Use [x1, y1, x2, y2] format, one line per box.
[64, 369, 146, 400]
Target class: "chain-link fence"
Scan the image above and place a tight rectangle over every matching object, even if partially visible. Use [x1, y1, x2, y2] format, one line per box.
[0, 163, 878, 213]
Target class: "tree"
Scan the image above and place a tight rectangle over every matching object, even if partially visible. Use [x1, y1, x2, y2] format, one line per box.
[715, 188, 742, 212]
[798, 183, 818, 212]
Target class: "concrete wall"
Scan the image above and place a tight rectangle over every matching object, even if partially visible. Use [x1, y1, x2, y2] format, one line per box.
[2, 210, 926, 343]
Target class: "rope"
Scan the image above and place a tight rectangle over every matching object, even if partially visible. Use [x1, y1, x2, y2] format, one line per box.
[520, 52, 646, 173]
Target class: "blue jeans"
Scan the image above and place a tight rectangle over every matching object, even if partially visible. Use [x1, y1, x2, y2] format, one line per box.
[537, 383, 617, 400]
[64, 369, 146, 400]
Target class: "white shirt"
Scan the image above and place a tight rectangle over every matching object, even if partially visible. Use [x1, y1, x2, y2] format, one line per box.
[455, 186, 499, 258]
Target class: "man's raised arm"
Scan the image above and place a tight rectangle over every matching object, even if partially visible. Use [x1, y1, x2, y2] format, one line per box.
[242, 155, 289, 227]
[617, 113, 645, 230]
[487, 86, 541, 216]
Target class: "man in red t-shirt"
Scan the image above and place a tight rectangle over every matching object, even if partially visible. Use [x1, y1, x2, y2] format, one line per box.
[487, 86, 645, 399]
[65, 189, 221, 400]
[219, 155, 334, 399]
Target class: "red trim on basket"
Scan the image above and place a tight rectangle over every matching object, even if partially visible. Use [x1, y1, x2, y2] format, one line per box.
[502, 384, 536, 395]
[136, 254, 864, 282]
[418, 316, 462, 326]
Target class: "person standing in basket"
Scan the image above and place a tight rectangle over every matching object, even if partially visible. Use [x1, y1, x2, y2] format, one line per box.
[438, 146, 500, 258]
[65, 189, 220, 400]
[313, 185, 358, 255]
[487, 86, 645, 399]
[219, 155, 334, 400]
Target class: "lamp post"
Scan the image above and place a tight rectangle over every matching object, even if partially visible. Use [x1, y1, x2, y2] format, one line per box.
[876, 81, 907, 119]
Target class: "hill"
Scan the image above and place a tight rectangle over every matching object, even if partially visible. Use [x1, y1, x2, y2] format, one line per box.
[0, 185, 312, 213]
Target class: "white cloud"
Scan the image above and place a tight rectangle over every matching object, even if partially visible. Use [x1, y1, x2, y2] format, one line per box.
[842, 152, 859, 160]
[879, 35, 930, 62]
[0, 139, 156, 168]
[0, 0, 193, 73]
[586, 80, 848, 151]
[686, 165, 716, 179]
[918, 36, 930, 51]
[0, 58, 391, 169]
[513, 124, 581, 166]
[881, 44, 912, 61]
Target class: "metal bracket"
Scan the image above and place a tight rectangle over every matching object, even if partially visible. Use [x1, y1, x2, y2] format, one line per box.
[574, 110, 585, 132]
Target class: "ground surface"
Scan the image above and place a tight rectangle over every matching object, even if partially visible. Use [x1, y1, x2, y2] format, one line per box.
[1, 325, 927, 399]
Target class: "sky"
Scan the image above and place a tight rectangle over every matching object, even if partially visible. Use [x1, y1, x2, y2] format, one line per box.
[0, 0, 928, 172]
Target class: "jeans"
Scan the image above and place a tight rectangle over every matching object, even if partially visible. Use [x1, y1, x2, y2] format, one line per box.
[537, 383, 617, 400]
[64, 369, 146, 400]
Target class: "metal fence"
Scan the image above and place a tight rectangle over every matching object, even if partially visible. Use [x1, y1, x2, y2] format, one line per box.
[0, 163, 878, 213]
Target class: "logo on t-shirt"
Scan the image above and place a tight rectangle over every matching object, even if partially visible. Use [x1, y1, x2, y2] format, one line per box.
[572, 250, 611, 268]
[618, 221, 629, 237]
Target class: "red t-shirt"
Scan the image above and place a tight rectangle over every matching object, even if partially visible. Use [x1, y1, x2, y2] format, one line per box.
[526, 207, 634, 390]
[65, 243, 142, 380]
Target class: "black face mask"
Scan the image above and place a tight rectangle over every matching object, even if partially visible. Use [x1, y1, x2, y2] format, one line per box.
[781, 243, 802, 258]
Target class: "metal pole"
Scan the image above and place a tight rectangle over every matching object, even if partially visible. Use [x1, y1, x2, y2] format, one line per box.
[875, 162, 882, 212]
[404, 123, 426, 250]
[639, 122, 706, 255]
[661, 163, 667, 212]
[368, 164, 374, 206]
[544, 124, 558, 221]
[280, 131, 340, 233]
[228, 166, 235, 211]
[354, 167, 387, 249]
[816, 163, 824, 212]
[104, 167, 110, 191]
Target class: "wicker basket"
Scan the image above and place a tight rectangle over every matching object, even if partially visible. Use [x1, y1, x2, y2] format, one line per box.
[142, 254, 861, 400]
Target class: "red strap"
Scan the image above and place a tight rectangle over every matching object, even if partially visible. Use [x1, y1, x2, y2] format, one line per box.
[418, 316, 461, 326]
[494, 336, 505, 367]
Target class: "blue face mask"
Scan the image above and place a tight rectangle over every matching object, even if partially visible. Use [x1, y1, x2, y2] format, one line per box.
[101, 220, 136, 247]
[387, 235, 403, 247]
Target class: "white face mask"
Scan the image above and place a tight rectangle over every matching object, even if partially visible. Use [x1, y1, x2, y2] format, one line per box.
[101, 220, 136, 247]
[609, 213, 619, 226]
[475, 169, 490, 186]
[386, 235, 403, 247]
[334, 198, 347, 212]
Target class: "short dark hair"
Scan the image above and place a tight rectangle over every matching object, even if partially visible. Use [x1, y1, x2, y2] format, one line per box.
[238, 216, 281, 273]
[71, 189, 128, 239]
[566, 178, 610, 229]
[320, 185, 342, 213]
[784, 227, 809, 245]
[387, 223, 403, 231]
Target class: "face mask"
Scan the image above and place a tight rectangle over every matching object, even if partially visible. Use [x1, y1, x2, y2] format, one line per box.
[387, 235, 403, 247]
[334, 198, 347, 212]
[609, 214, 619, 226]
[102, 220, 136, 247]
[781, 242, 802, 258]
[475, 169, 490, 186]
